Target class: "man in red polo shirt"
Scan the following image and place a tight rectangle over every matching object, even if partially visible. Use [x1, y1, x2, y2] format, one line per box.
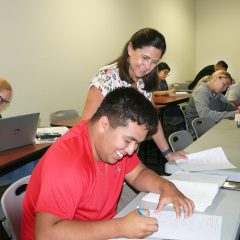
[21, 87, 194, 240]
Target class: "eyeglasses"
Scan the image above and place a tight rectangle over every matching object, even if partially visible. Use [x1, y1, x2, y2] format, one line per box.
[0, 96, 10, 104]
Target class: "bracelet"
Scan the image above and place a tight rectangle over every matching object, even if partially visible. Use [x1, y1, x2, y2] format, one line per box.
[161, 148, 172, 157]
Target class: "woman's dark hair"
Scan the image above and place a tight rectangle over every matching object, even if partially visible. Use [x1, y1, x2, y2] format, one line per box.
[116, 28, 166, 92]
[157, 62, 170, 72]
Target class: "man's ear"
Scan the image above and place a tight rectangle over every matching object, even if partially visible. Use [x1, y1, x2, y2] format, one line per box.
[127, 42, 134, 56]
[98, 116, 110, 133]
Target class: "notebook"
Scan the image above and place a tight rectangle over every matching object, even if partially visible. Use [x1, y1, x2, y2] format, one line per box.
[0, 112, 40, 151]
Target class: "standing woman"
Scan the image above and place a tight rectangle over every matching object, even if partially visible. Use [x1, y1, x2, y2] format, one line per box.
[81, 28, 186, 161]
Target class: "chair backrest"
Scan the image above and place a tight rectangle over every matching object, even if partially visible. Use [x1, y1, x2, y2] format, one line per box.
[1, 175, 31, 240]
[179, 103, 189, 131]
[192, 117, 216, 138]
[49, 109, 79, 124]
[168, 130, 194, 152]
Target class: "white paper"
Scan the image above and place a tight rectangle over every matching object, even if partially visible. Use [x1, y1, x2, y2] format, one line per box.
[166, 171, 227, 187]
[149, 210, 222, 240]
[35, 126, 69, 144]
[234, 113, 240, 122]
[142, 180, 219, 212]
[175, 147, 236, 172]
[169, 91, 189, 96]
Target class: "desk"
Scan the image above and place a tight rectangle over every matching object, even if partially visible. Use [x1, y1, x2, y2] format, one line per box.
[0, 143, 50, 176]
[153, 94, 190, 106]
[115, 190, 240, 240]
[50, 116, 81, 128]
[165, 119, 240, 181]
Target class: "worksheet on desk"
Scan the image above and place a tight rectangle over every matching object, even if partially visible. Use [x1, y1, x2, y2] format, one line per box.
[175, 147, 236, 172]
[149, 210, 222, 240]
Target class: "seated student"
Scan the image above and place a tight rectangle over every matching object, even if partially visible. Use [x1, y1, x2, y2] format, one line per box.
[21, 87, 194, 240]
[185, 70, 240, 138]
[188, 60, 228, 90]
[0, 78, 36, 220]
[225, 81, 240, 107]
[153, 62, 185, 137]
[154, 62, 176, 95]
[0, 78, 36, 185]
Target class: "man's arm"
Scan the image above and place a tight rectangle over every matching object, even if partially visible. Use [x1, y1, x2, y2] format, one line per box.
[35, 209, 158, 239]
[125, 161, 194, 218]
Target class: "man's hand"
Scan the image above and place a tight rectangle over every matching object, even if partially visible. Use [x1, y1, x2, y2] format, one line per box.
[120, 209, 158, 239]
[155, 180, 194, 218]
[166, 151, 188, 161]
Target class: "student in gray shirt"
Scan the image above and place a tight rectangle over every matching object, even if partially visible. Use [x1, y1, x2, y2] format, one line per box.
[186, 70, 240, 138]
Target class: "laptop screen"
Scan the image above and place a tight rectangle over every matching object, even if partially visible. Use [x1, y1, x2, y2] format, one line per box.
[0, 112, 40, 151]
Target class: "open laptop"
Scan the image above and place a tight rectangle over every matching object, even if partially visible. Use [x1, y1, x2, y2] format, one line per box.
[0, 112, 40, 151]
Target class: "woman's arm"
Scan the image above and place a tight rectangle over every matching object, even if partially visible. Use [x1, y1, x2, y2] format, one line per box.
[152, 121, 187, 161]
[81, 86, 104, 120]
[153, 88, 176, 96]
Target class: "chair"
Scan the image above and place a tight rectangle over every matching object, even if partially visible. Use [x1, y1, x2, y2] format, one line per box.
[179, 103, 189, 131]
[168, 130, 194, 152]
[49, 109, 79, 124]
[192, 117, 216, 139]
[1, 175, 30, 240]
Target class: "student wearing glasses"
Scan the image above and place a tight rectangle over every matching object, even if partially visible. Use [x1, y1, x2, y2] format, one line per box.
[21, 87, 194, 240]
[81, 28, 187, 162]
[0, 78, 36, 216]
[185, 70, 240, 138]
[0, 78, 12, 117]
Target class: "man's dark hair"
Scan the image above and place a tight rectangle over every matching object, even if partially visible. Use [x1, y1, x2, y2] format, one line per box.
[115, 28, 166, 92]
[216, 60, 228, 69]
[91, 87, 158, 134]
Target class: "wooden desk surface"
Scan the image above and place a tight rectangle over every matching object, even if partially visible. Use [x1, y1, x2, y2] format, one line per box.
[0, 143, 50, 176]
[153, 94, 190, 106]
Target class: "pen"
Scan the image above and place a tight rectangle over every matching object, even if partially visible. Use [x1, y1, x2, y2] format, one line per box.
[137, 206, 146, 217]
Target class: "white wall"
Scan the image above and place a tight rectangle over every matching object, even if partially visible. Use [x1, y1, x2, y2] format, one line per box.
[0, 0, 195, 125]
[196, 0, 240, 81]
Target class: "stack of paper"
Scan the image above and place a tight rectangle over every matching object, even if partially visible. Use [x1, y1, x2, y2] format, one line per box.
[175, 147, 236, 172]
[169, 91, 189, 96]
[166, 171, 227, 187]
[149, 210, 222, 240]
[142, 179, 219, 212]
[35, 126, 69, 144]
